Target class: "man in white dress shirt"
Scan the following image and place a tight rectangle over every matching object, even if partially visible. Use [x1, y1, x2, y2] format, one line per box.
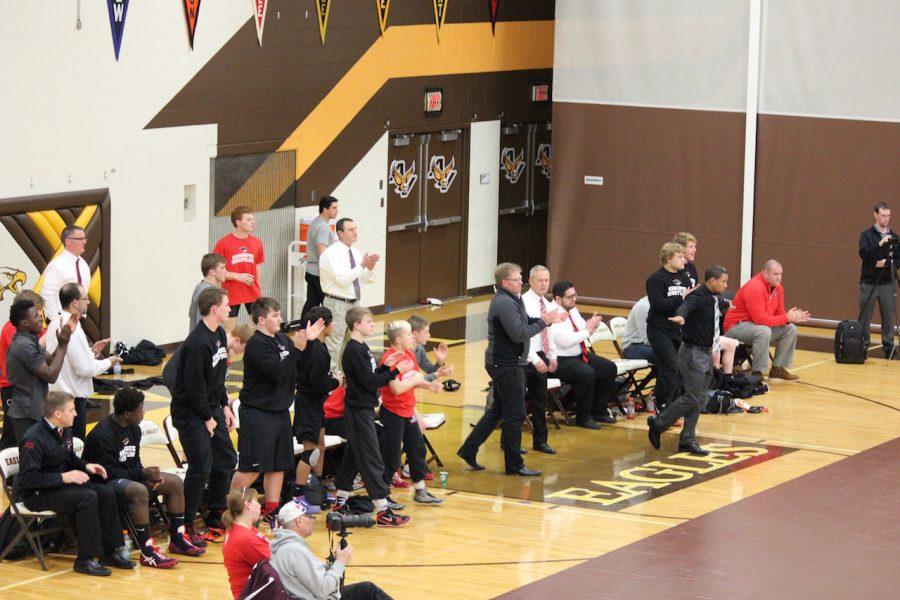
[41, 225, 92, 323]
[521, 265, 559, 454]
[318, 218, 378, 373]
[46, 282, 122, 440]
[550, 280, 618, 430]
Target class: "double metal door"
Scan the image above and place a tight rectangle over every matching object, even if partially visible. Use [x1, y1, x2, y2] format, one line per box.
[498, 122, 552, 269]
[385, 130, 466, 309]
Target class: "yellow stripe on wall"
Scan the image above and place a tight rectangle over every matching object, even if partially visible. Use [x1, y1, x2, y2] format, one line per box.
[218, 20, 554, 216]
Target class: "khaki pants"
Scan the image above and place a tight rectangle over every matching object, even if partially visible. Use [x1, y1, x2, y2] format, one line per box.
[725, 321, 797, 372]
[323, 295, 359, 375]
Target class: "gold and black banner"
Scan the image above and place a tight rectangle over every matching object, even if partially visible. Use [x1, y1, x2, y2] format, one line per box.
[376, 0, 391, 36]
[315, 0, 332, 45]
[432, 0, 448, 41]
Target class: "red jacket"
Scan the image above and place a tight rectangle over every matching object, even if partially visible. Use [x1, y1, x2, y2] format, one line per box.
[723, 272, 788, 331]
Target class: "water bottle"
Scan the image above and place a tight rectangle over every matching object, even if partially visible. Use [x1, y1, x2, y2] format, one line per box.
[122, 530, 133, 555]
[113, 361, 122, 376]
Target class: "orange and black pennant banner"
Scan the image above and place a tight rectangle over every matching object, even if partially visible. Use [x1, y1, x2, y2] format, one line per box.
[252, 0, 268, 46]
[315, 0, 332, 45]
[489, 0, 499, 35]
[433, 0, 448, 41]
[183, 0, 201, 49]
[376, 0, 391, 36]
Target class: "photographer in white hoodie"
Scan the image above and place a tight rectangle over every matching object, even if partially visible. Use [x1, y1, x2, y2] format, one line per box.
[271, 502, 392, 600]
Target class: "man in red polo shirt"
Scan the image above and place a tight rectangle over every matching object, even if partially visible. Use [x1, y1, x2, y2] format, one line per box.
[213, 206, 265, 333]
[723, 260, 810, 380]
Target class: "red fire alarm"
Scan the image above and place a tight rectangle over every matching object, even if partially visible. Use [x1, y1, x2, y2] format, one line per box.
[531, 83, 549, 102]
[424, 87, 443, 113]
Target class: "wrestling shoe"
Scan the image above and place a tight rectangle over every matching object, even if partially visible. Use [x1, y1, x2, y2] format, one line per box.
[391, 472, 410, 488]
[184, 522, 207, 548]
[168, 531, 205, 556]
[413, 489, 444, 504]
[140, 543, 180, 568]
[385, 496, 406, 511]
[376, 508, 411, 527]
[201, 527, 225, 543]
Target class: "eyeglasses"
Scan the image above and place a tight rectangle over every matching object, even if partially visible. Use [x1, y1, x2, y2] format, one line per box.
[505, 276, 523, 282]
[563, 293, 577, 300]
[69, 237, 87, 242]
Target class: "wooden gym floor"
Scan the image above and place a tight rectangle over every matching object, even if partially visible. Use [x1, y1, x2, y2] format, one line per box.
[2, 295, 899, 599]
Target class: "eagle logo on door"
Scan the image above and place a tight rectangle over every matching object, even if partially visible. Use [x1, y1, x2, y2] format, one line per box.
[389, 159, 418, 198]
[427, 155, 457, 193]
[500, 147, 526, 184]
[535, 143, 551, 178]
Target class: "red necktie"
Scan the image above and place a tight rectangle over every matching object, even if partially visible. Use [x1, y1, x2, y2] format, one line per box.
[75, 257, 82, 285]
[568, 313, 589, 363]
[539, 299, 550, 355]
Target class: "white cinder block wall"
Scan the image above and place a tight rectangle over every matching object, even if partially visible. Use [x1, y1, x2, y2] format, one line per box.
[0, 1, 249, 345]
[2, 3, 502, 345]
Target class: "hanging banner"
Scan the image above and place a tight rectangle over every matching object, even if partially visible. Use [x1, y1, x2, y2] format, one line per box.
[314, 0, 332, 45]
[251, 0, 269, 46]
[183, 0, 202, 49]
[432, 0, 448, 41]
[106, 0, 130, 60]
[376, 0, 391, 36]
[489, 0, 499, 35]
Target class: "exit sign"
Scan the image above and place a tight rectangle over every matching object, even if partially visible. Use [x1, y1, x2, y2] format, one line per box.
[531, 84, 549, 102]
[424, 88, 443, 113]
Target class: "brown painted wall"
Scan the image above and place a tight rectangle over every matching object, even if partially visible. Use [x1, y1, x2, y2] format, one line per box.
[754, 114, 900, 322]
[547, 102, 745, 302]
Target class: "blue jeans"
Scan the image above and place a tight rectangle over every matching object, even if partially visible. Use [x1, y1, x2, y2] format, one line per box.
[623, 343, 655, 362]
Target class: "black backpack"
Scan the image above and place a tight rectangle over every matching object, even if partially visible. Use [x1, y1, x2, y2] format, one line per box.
[834, 320, 866, 364]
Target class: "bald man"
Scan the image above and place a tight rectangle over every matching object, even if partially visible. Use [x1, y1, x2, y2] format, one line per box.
[723, 260, 810, 380]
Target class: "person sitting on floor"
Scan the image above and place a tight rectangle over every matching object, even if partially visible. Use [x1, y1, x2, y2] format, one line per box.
[271, 500, 394, 600]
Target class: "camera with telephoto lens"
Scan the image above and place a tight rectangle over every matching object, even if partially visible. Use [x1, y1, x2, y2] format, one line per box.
[325, 511, 376, 533]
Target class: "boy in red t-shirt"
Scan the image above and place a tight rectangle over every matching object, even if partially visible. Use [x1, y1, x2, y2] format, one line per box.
[213, 205, 265, 332]
[378, 320, 444, 504]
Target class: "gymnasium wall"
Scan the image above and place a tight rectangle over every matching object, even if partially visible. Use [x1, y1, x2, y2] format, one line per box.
[549, 0, 900, 323]
[0, 1, 555, 344]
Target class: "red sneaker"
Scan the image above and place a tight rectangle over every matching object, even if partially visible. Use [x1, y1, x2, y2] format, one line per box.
[391, 473, 410, 489]
[376, 508, 411, 527]
[168, 531, 206, 556]
[140, 543, 179, 569]
[184, 523, 207, 548]
[424, 472, 434, 481]
[201, 527, 225, 544]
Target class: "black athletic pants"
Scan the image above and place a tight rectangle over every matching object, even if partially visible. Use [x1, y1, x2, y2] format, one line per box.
[342, 581, 393, 600]
[10, 416, 37, 445]
[23, 482, 124, 559]
[380, 407, 428, 486]
[302, 272, 325, 317]
[73, 397, 87, 443]
[336, 406, 388, 500]
[175, 407, 236, 522]
[647, 325, 682, 410]
[0, 387, 15, 450]
[458, 364, 526, 473]
[555, 353, 618, 424]
[524, 357, 549, 447]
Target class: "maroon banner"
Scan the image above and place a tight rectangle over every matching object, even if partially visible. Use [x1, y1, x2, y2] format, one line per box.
[183, 0, 201, 49]
[489, 0, 499, 35]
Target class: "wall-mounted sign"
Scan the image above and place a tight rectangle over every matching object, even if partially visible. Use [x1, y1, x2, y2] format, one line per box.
[183, 0, 202, 49]
[106, 0, 130, 60]
[531, 83, 550, 102]
[424, 88, 443, 113]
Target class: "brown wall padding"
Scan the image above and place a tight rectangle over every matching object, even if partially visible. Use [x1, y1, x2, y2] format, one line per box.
[547, 102, 744, 302]
[754, 115, 900, 322]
